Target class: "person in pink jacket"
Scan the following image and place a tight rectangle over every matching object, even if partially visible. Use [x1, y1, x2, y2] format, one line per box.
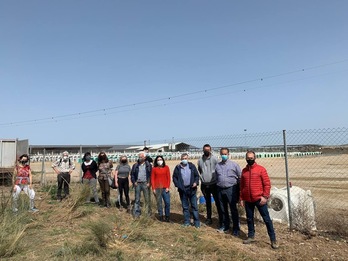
[240, 151, 278, 249]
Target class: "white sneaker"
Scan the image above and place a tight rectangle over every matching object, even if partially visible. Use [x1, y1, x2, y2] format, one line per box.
[29, 207, 39, 213]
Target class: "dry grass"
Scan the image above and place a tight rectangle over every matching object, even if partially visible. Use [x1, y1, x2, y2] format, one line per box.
[0, 193, 31, 258]
[0, 183, 347, 261]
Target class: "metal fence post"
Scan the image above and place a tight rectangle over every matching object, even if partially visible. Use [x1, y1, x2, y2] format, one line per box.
[79, 145, 83, 178]
[283, 130, 293, 230]
[40, 148, 46, 186]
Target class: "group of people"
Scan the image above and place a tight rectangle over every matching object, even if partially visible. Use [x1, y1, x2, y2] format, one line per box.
[12, 145, 279, 249]
[196, 144, 278, 249]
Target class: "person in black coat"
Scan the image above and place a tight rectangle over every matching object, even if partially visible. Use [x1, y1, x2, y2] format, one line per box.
[173, 153, 200, 228]
[81, 152, 99, 204]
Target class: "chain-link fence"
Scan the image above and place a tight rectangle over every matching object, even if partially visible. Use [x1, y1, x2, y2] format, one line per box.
[30, 127, 348, 236]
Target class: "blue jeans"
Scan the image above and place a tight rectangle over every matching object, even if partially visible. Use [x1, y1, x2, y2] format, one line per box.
[179, 187, 200, 227]
[245, 199, 276, 241]
[217, 184, 240, 232]
[155, 188, 170, 217]
[134, 182, 151, 217]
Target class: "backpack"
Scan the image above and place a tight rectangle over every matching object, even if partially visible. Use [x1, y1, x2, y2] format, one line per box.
[59, 158, 72, 167]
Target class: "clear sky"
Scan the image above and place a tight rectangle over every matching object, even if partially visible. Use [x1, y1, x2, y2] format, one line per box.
[1, 1, 347, 145]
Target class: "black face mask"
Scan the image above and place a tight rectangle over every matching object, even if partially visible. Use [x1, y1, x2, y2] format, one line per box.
[21, 160, 28, 165]
[246, 159, 255, 166]
[203, 151, 210, 157]
[121, 159, 127, 164]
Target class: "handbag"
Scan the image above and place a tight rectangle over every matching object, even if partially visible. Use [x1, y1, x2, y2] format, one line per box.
[108, 176, 117, 189]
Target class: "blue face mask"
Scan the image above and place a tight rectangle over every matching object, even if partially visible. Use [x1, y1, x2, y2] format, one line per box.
[181, 159, 188, 165]
[221, 155, 228, 161]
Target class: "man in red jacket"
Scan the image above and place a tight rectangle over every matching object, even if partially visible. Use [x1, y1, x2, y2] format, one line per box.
[240, 151, 278, 249]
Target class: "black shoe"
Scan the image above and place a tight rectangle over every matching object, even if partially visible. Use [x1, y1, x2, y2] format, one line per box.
[232, 230, 240, 237]
[158, 216, 164, 222]
[205, 218, 213, 225]
[165, 216, 170, 222]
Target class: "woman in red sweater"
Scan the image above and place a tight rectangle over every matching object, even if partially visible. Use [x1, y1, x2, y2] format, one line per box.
[151, 155, 171, 222]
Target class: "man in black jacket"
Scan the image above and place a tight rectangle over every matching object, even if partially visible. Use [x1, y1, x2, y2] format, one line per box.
[173, 153, 200, 228]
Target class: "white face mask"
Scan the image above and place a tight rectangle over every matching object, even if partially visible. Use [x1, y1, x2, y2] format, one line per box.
[63, 156, 69, 161]
[157, 160, 163, 166]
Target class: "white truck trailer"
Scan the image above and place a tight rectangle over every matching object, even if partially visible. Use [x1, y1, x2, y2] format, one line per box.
[0, 139, 29, 185]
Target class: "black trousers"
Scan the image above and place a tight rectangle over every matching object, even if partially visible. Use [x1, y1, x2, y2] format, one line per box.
[57, 172, 70, 199]
[201, 183, 223, 225]
[118, 177, 130, 206]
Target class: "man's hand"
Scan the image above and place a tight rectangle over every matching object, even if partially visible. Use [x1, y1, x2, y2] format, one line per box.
[192, 182, 197, 188]
[240, 200, 244, 207]
[260, 196, 268, 206]
[13, 186, 17, 192]
[165, 188, 169, 193]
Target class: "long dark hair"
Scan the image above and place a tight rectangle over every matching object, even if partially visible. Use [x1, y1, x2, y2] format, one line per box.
[154, 155, 166, 167]
[18, 154, 30, 164]
[97, 151, 109, 165]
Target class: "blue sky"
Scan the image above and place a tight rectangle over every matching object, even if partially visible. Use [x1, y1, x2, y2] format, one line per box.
[1, 1, 347, 145]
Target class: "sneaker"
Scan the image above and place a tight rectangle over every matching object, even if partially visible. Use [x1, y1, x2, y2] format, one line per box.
[194, 221, 201, 228]
[181, 223, 190, 228]
[217, 227, 229, 234]
[204, 219, 213, 225]
[271, 241, 279, 249]
[164, 216, 170, 223]
[243, 237, 256, 244]
[29, 207, 39, 213]
[232, 230, 240, 237]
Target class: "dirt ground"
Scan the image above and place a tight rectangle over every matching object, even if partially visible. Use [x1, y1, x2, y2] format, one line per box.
[2, 155, 346, 260]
